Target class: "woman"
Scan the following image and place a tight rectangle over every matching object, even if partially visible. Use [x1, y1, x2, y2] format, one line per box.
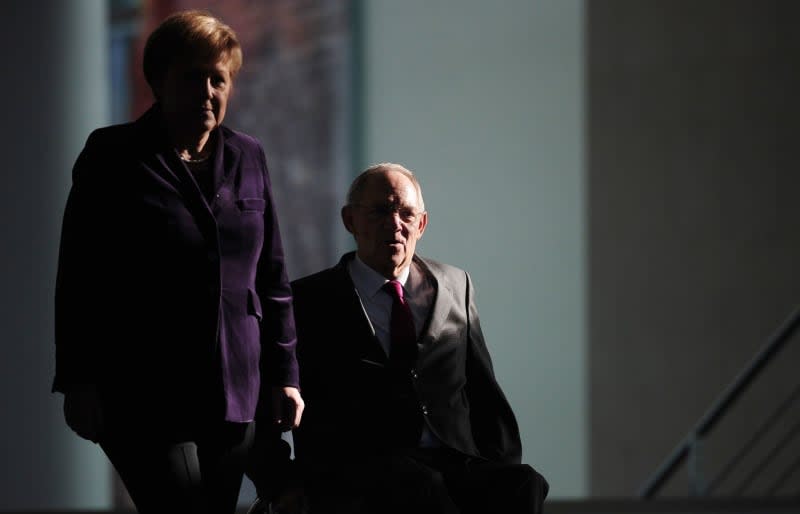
[53, 10, 303, 513]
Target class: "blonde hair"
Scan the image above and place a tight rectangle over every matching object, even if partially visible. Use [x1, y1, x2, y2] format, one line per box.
[143, 9, 243, 94]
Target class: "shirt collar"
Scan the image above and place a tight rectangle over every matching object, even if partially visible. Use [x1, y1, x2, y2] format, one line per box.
[351, 254, 412, 299]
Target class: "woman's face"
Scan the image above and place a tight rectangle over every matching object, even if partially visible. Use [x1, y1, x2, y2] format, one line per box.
[157, 55, 234, 139]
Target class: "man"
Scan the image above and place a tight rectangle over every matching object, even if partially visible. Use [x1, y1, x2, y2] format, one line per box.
[287, 163, 548, 514]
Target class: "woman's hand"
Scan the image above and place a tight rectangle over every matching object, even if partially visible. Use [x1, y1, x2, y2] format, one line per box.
[270, 386, 304, 432]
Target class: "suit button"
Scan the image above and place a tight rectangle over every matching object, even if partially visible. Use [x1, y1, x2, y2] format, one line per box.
[420, 403, 429, 416]
[410, 369, 418, 379]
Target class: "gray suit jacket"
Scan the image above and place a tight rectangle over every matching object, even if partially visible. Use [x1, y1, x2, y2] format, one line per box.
[291, 252, 522, 480]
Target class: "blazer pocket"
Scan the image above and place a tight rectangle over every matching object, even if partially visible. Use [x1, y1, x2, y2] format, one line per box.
[247, 288, 263, 322]
[236, 198, 266, 212]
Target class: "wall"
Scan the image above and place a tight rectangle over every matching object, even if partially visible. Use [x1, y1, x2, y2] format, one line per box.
[588, 0, 800, 496]
[0, 0, 112, 509]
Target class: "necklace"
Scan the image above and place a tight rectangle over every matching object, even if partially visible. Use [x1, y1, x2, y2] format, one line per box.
[179, 153, 210, 163]
[177, 148, 210, 163]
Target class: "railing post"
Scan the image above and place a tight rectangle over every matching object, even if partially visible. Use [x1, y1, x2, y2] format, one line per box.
[687, 431, 706, 496]
[638, 305, 800, 499]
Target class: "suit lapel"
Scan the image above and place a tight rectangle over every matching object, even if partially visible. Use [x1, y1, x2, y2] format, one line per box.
[134, 107, 186, 197]
[332, 254, 389, 365]
[155, 148, 218, 237]
[413, 256, 454, 348]
[208, 130, 241, 213]
[136, 107, 232, 237]
[133, 106, 215, 214]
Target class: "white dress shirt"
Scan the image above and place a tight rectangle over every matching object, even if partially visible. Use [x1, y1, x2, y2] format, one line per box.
[348, 255, 439, 447]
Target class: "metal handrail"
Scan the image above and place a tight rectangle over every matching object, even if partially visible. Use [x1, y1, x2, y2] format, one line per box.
[705, 382, 800, 494]
[765, 449, 800, 496]
[733, 418, 800, 495]
[638, 304, 800, 499]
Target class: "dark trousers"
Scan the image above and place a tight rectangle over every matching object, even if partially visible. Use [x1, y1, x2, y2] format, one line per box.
[311, 447, 548, 514]
[100, 420, 254, 514]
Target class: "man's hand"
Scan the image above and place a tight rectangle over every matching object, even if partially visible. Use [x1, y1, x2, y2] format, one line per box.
[270, 386, 304, 432]
[63, 384, 104, 443]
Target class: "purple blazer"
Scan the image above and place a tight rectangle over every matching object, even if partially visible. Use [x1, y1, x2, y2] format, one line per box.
[53, 105, 298, 426]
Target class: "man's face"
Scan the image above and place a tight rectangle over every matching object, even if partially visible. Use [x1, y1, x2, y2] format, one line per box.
[342, 170, 428, 279]
[157, 56, 233, 138]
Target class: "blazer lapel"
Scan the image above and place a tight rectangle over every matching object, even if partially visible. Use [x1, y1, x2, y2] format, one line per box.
[208, 130, 241, 213]
[413, 256, 454, 349]
[156, 148, 218, 237]
[134, 105, 218, 235]
[332, 254, 389, 365]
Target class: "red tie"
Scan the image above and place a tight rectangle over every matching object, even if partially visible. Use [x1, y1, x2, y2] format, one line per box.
[384, 280, 417, 369]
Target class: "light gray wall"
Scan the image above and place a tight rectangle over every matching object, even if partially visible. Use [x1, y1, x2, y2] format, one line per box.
[0, 0, 112, 509]
[360, 0, 587, 498]
[588, 0, 800, 496]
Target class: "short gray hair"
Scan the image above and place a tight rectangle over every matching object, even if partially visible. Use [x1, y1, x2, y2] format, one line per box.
[346, 162, 425, 211]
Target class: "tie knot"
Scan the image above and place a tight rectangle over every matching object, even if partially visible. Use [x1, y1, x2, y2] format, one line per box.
[383, 280, 404, 302]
